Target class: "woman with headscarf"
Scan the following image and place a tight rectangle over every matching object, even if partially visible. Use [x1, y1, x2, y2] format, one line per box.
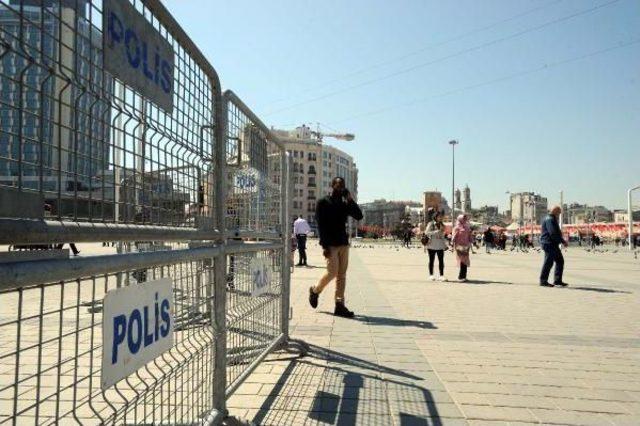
[451, 214, 474, 282]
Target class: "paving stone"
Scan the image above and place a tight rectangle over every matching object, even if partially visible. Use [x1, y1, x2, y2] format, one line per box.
[460, 405, 537, 423]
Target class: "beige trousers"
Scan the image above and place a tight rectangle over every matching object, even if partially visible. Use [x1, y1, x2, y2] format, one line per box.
[314, 245, 349, 301]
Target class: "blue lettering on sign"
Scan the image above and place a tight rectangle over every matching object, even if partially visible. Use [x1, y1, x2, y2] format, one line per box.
[236, 174, 257, 190]
[111, 292, 171, 365]
[107, 10, 173, 94]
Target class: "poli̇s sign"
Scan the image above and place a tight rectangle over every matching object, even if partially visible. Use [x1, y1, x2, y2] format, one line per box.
[103, 0, 174, 113]
[250, 257, 272, 297]
[235, 170, 258, 191]
[101, 277, 173, 390]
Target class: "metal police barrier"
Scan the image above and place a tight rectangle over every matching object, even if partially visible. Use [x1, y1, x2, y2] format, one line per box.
[0, 0, 294, 425]
[224, 90, 286, 240]
[221, 91, 293, 398]
[0, 0, 223, 246]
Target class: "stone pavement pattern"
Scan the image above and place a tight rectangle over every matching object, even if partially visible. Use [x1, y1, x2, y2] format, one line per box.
[227, 243, 640, 425]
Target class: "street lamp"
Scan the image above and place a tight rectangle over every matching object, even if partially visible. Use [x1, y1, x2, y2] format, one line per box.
[449, 140, 459, 221]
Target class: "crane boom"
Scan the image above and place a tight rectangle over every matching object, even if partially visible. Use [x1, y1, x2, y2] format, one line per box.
[309, 130, 355, 142]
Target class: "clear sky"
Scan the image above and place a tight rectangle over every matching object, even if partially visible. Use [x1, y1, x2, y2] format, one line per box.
[164, 0, 639, 211]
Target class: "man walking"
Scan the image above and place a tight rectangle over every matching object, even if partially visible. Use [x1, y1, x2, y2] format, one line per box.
[293, 215, 310, 266]
[539, 205, 569, 287]
[308, 177, 363, 318]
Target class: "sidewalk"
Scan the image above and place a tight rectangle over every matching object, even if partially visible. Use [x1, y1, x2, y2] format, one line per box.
[227, 243, 640, 425]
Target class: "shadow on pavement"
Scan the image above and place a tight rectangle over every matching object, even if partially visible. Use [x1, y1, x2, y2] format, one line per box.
[463, 279, 513, 285]
[319, 312, 437, 329]
[242, 344, 443, 426]
[566, 286, 632, 294]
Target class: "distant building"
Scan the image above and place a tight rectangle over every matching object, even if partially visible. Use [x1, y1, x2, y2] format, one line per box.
[565, 204, 612, 224]
[510, 192, 548, 225]
[470, 205, 500, 225]
[361, 199, 420, 229]
[272, 125, 358, 232]
[423, 191, 451, 221]
[0, 1, 111, 198]
[462, 185, 471, 212]
[405, 205, 423, 225]
[613, 209, 640, 223]
[454, 189, 461, 211]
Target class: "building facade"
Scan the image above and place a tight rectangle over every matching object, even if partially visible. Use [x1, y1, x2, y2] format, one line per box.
[509, 192, 548, 225]
[0, 1, 111, 195]
[461, 185, 471, 212]
[361, 199, 415, 229]
[613, 209, 640, 223]
[422, 190, 450, 221]
[565, 204, 612, 224]
[272, 125, 358, 232]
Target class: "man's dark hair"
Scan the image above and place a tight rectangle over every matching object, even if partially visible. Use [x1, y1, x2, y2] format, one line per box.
[331, 177, 345, 186]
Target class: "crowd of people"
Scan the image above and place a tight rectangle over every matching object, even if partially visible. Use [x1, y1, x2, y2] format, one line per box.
[297, 178, 637, 318]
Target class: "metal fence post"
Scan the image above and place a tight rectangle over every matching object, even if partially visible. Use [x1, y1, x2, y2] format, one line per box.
[280, 151, 292, 341]
[212, 83, 228, 418]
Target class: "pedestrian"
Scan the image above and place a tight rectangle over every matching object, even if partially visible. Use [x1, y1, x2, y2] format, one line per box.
[293, 215, 311, 266]
[56, 242, 80, 256]
[424, 211, 447, 281]
[483, 227, 494, 254]
[451, 214, 473, 282]
[539, 205, 569, 287]
[308, 177, 363, 318]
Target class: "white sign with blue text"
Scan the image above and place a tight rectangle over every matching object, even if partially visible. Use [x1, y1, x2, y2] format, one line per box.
[250, 257, 272, 297]
[103, 0, 174, 112]
[101, 277, 173, 390]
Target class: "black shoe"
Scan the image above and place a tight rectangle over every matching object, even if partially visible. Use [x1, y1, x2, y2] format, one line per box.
[540, 282, 554, 287]
[334, 302, 354, 318]
[554, 281, 569, 287]
[297, 263, 303, 266]
[309, 287, 318, 309]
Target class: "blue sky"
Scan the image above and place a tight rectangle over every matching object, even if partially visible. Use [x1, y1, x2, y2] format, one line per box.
[164, 0, 640, 211]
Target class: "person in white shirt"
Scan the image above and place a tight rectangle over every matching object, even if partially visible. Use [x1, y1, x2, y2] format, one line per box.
[293, 216, 311, 266]
[424, 211, 448, 281]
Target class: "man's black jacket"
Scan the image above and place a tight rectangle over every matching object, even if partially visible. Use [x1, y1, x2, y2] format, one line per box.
[315, 195, 363, 249]
[540, 214, 565, 246]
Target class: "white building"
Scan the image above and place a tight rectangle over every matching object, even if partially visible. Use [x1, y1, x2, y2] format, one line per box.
[509, 192, 548, 225]
[272, 125, 358, 232]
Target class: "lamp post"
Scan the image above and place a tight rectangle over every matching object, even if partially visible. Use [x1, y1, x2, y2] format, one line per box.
[449, 140, 459, 222]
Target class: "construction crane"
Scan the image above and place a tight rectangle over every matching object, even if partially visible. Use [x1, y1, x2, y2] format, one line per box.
[310, 130, 355, 142]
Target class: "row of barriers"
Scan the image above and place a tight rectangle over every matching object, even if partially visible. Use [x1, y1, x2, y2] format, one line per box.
[0, 0, 296, 424]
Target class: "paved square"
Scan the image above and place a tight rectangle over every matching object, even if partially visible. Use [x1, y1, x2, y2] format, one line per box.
[228, 242, 640, 425]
